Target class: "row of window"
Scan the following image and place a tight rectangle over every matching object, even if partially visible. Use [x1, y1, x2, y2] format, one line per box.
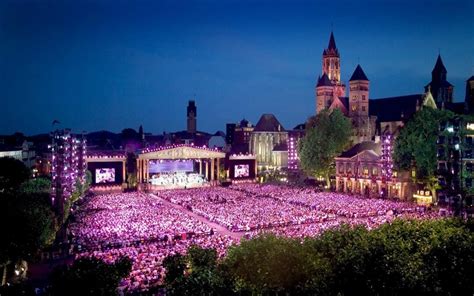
[437, 148, 473, 159]
[437, 135, 474, 145]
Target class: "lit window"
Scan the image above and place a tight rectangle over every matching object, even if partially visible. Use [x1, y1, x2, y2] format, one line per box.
[352, 105, 357, 111]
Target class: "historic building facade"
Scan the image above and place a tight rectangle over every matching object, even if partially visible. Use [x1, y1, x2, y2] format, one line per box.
[249, 114, 288, 169]
[315, 32, 375, 143]
[424, 55, 454, 108]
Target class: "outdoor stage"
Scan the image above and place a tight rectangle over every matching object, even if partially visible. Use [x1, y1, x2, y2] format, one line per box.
[138, 145, 226, 189]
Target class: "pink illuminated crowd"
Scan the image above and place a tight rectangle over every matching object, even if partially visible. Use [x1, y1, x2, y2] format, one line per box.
[69, 193, 212, 249]
[70, 184, 440, 293]
[157, 187, 333, 231]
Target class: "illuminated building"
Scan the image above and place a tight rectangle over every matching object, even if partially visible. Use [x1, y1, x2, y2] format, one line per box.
[335, 141, 413, 199]
[316, 32, 345, 114]
[0, 140, 36, 169]
[225, 119, 254, 154]
[50, 129, 87, 218]
[249, 114, 287, 169]
[287, 124, 305, 171]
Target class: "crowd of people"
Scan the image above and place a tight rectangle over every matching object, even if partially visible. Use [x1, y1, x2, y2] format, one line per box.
[157, 187, 333, 231]
[69, 192, 212, 250]
[70, 184, 441, 293]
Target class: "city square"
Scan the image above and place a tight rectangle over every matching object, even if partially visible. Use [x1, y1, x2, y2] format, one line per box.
[1, 0, 473, 295]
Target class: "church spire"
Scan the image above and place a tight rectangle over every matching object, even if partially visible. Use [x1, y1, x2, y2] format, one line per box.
[432, 54, 447, 75]
[328, 31, 337, 50]
[323, 31, 339, 56]
[425, 54, 453, 106]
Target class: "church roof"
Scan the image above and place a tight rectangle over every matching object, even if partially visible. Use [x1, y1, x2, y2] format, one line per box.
[349, 64, 369, 81]
[338, 141, 381, 158]
[293, 123, 306, 130]
[328, 31, 337, 50]
[253, 114, 285, 132]
[317, 73, 333, 87]
[323, 32, 339, 55]
[369, 94, 423, 122]
[432, 54, 447, 74]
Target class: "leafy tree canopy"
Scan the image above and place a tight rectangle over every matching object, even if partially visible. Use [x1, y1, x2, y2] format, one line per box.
[393, 108, 453, 194]
[0, 157, 30, 192]
[48, 257, 132, 296]
[0, 191, 57, 264]
[19, 177, 51, 194]
[162, 219, 474, 295]
[298, 109, 352, 184]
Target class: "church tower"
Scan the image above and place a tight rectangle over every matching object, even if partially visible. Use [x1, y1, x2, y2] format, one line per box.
[425, 55, 453, 107]
[187, 100, 197, 134]
[316, 32, 345, 114]
[316, 73, 334, 114]
[349, 64, 371, 143]
[322, 32, 340, 83]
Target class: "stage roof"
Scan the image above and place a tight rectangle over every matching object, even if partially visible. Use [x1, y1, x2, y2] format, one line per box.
[138, 145, 225, 160]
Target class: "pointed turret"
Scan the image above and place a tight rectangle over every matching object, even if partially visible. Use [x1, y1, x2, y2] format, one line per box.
[432, 54, 447, 75]
[425, 54, 453, 106]
[323, 31, 339, 56]
[328, 31, 337, 50]
[317, 73, 333, 87]
[349, 64, 369, 81]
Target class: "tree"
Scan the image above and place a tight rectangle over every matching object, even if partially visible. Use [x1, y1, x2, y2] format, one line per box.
[164, 246, 233, 295]
[0, 191, 57, 285]
[298, 109, 352, 187]
[393, 108, 453, 199]
[19, 177, 51, 194]
[48, 257, 132, 296]
[0, 157, 30, 192]
[224, 234, 316, 294]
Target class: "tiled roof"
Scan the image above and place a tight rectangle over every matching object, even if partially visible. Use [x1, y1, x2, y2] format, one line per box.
[339, 141, 381, 158]
[253, 114, 285, 132]
[369, 94, 423, 122]
[349, 64, 369, 81]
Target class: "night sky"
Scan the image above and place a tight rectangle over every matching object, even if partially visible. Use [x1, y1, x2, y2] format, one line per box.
[1, 0, 473, 135]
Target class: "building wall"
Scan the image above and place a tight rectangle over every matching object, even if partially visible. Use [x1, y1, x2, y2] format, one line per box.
[250, 131, 288, 168]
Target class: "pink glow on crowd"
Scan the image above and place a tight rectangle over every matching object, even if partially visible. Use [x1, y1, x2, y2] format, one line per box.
[70, 184, 440, 293]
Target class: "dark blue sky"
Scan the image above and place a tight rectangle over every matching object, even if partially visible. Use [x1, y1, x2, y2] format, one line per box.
[1, 0, 473, 135]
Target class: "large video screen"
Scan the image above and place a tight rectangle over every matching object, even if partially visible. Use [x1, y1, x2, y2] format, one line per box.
[234, 164, 249, 178]
[149, 160, 194, 173]
[95, 168, 116, 184]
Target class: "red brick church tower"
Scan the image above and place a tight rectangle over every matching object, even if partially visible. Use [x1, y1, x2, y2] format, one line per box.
[316, 32, 346, 114]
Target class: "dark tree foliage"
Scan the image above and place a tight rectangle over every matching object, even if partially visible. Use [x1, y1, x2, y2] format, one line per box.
[163, 246, 233, 296]
[0, 281, 36, 296]
[19, 177, 51, 194]
[163, 219, 474, 296]
[48, 257, 132, 296]
[0, 191, 57, 265]
[393, 108, 453, 196]
[298, 109, 352, 186]
[0, 157, 30, 192]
